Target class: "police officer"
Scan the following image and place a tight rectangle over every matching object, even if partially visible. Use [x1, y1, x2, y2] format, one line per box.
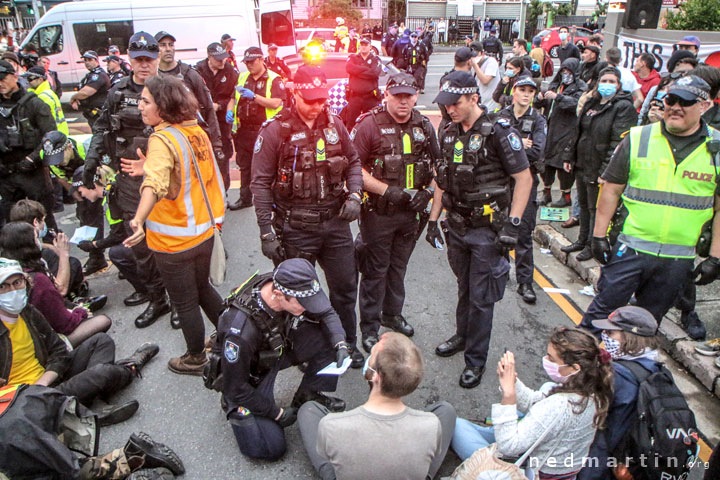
[213, 259, 348, 461]
[251, 66, 364, 367]
[333, 17, 348, 53]
[582, 76, 720, 334]
[226, 46, 285, 210]
[23, 66, 68, 136]
[343, 37, 382, 130]
[196, 42, 239, 191]
[70, 51, 110, 129]
[404, 32, 428, 94]
[83, 32, 173, 328]
[351, 73, 441, 353]
[427, 71, 532, 388]
[496, 76, 546, 304]
[392, 30, 412, 70]
[361, 23, 373, 41]
[104, 55, 126, 85]
[438, 47, 475, 132]
[221, 33, 238, 71]
[0, 59, 58, 231]
[108, 44, 132, 75]
[381, 24, 398, 57]
[265, 43, 292, 81]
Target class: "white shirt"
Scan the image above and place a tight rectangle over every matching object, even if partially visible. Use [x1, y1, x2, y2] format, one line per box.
[618, 66, 640, 93]
[438, 21, 446, 32]
[477, 56, 501, 113]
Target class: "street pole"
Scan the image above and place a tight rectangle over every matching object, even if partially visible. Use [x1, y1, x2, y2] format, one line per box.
[31, 0, 40, 22]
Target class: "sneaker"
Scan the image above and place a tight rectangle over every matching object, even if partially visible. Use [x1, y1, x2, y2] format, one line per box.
[167, 352, 208, 376]
[694, 337, 720, 356]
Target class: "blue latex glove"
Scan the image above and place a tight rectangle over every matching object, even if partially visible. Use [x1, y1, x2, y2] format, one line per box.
[225, 110, 234, 124]
[240, 88, 256, 99]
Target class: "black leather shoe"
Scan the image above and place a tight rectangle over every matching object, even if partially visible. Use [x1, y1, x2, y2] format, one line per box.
[135, 298, 171, 329]
[170, 305, 181, 330]
[361, 334, 379, 353]
[125, 432, 185, 476]
[459, 366, 484, 389]
[74, 295, 108, 312]
[435, 334, 465, 357]
[116, 342, 160, 374]
[96, 400, 140, 427]
[83, 258, 108, 276]
[228, 198, 252, 210]
[576, 246, 593, 261]
[381, 314, 414, 337]
[517, 283, 537, 304]
[561, 241, 585, 253]
[292, 391, 345, 412]
[349, 345, 364, 369]
[125, 292, 150, 307]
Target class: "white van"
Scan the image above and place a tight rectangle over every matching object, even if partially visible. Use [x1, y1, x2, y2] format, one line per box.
[21, 0, 295, 88]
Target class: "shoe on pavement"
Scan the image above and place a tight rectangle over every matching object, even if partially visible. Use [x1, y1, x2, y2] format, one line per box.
[550, 193, 571, 208]
[126, 468, 174, 480]
[681, 311, 707, 341]
[561, 217, 579, 228]
[539, 188, 552, 206]
[74, 295, 108, 312]
[381, 314, 414, 337]
[228, 198, 252, 210]
[435, 334, 465, 357]
[124, 292, 150, 307]
[135, 297, 172, 329]
[292, 390, 345, 412]
[348, 345, 364, 369]
[576, 246, 593, 262]
[517, 283, 536, 304]
[459, 366, 484, 389]
[561, 241, 585, 253]
[694, 337, 720, 356]
[361, 334, 379, 353]
[125, 432, 185, 476]
[96, 400, 140, 427]
[167, 351, 208, 376]
[116, 343, 160, 374]
[83, 259, 109, 276]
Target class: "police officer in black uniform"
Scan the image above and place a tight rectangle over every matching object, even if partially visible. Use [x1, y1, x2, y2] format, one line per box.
[427, 71, 532, 388]
[251, 66, 365, 368]
[211, 259, 348, 461]
[404, 32, 429, 94]
[83, 32, 173, 328]
[351, 73, 441, 353]
[438, 47, 476, 132]
[381, 24, 399, 57]
[0, 59, 58, 231]
[343, 37, 382, 130]
[70, 51, 110, 129]
[265, 43, 292, 81]
[104, 55, 126, 86]
[496, 76, 546, 304]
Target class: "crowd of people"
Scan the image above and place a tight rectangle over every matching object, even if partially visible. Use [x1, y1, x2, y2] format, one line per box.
[0, 16, 719, 480]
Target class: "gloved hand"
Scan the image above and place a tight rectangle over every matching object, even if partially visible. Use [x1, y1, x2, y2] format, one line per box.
[261, 233, 285, 266]
[425, 220, 444, 249]
[408, 189, 433, 212]
[214, 147, 225, 161]
[335, 341, 350, 368]
[591, 236, 612, 265]
[225, 110, 234, 124]
[237, 87, 256, 99]
[382, 185, 411, 206]
[693, 256, 720, 285]
[495, 219, 519, 250]
[16, 157, 36, 173]
[77, 240, 95, 253]
[338, 195, 361, 222]
[82, 159, 98, 189]
[275, 407, 298, 428]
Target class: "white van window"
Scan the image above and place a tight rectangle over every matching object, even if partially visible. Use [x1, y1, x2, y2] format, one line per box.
[261, 11, 293, 47]
[73, 21, 134, 56]
[28, 25, 63, 56]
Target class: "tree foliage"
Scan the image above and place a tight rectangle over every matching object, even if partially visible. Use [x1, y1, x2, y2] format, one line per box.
[310, 0, 362, 22]
[594, 1, 607, 17]
[528, 0, 545, 28]
[666, 0, 720, 31]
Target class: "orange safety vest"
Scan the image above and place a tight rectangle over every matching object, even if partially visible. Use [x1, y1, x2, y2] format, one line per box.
[145, 123, 226, 253]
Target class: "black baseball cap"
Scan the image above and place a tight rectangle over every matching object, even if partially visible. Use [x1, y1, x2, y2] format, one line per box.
[591, 306, 658, 337]
[104, 55, 123, 64]
[434, 70, 479, 105]
[154, 31, 176, 42]
[128, 32, 159, 59]
[0, 59, 14, 78]
[243, 46, 264, 63]
[469, 41, 483, 53]
[514, 76, 538, 90]
[410, 32, 418, 38]
[386, 72, 418, 95]
[221, 33, 235, 42]
[455, 47, 477, 62]
[82, 50, 99, 60]
[667, 74, 711, 102]
[207, 42, 229, 60]
[273, 258, 332, 314]
[42, 131, 69, 166]
[360, 37, 371, 45]
[21, 65, 46, 79]
[292, 66, 328, 101]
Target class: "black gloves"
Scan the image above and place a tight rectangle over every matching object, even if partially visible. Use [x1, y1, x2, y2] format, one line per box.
[335, 341, 350, 367]
[496, 219, 519, 250]
[17, 157, 36, 173]
[591, 236, 612, 265]
[77, 240, 95, 253]
[408, 189, 433, 212]
[83, 158, 99, 189]
[693, 256, 720, 285]
[275, 407, 298, 428]
[339, 195, 361, 222]
[425, 220, 444, 249]
[382, 186, 411, 206]
[261, 233, 285, 266]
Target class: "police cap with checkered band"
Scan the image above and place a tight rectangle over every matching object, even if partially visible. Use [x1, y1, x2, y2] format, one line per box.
[386, 72, 418, 95]
[433, 70, 480, 105]
[272, 258, 332, 314]
[293, 65, 329, 101]
[41, 131, 70, 166]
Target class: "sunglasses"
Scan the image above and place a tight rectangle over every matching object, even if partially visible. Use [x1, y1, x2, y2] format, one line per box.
[129, 42, 159, 52]
[300, 97, 326, 106]
[664, 94, 699, 108]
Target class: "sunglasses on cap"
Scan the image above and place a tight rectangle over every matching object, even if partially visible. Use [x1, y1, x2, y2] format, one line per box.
[664, 94, 699, 108]
[129, 42, 159, 52]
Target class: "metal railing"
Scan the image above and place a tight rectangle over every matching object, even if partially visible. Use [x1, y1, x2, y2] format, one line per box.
[402, 16, 539, 45]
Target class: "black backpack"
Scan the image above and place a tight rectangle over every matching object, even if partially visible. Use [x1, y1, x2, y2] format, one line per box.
[482, 36, 503, 63]
[614, 360, 699, 480]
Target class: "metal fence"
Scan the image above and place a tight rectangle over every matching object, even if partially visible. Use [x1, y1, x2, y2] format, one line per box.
[0, 16, 36, 31]
[403, 16, 539, 45]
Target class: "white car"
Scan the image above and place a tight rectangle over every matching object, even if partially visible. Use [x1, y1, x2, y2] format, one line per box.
[295, 27, 381, 56]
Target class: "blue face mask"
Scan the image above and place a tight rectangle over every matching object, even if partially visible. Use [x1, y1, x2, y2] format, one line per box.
[362, 355, 372, 376]
[39, 223, 47, 239]
[505, 69, 516, 78]
[559, 32, 568, 41]
[598, 83, 617, 98]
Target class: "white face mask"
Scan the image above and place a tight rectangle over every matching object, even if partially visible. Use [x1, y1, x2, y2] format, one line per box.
[0, 288, 28, 315]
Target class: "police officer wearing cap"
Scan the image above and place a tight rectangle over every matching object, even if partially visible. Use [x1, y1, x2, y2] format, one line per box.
[211, 258, 348, 461]
[351, 73, 441, 353]
[70, 51, 110, 128]
[251, 65, 365, 367]
[381, 24, 398, 57]
[23, 65, 68, 135]
[438, 47, 476, 132]
[404, 32, 429, 94]
[84, 31, 173, 328]
[265, 43, 292, 81]
[0, 59, 58, 231]
[226, 46, 285, 210]
[104, 56, 126, 85]
[496, 75, 546, 304]
[196, 42, 239, 191]
[343, 36, 382, 130]
[221, 33, 238, 71]
[427, 70, 532, 388]
[581, 75, 720, 335]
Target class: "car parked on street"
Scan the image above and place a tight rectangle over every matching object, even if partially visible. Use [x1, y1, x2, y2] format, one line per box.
[295, 27, 381, 55]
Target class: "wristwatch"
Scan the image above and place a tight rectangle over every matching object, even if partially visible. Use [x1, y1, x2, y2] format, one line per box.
[509, 216, 521, 227]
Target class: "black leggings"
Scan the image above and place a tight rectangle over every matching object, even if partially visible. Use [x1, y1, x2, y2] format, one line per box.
[542, 165, 575, 191]
[154, 237, 225, 354]
[576, 173, 600, 246]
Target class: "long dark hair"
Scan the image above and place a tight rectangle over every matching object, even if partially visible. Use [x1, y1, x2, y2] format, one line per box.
[549, 327, 614, 429]
[145, 75, 199, 124]
[0, 221, 47, 276]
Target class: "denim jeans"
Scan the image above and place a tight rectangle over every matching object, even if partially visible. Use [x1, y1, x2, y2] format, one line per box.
[451, 418, 497, 461]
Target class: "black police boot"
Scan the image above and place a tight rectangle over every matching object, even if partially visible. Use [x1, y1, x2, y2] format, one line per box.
[116, 343, 160, 375]
[292, 390, 345, 412]
[95, 400, 140, 427]
[74, 295, 108, 313]
[228, 188, 252, 211]
[381, 314, 414, 337]
[169, 305, 181, 330]
[459, 366, 484, 389]
[126, 468, 174, 480]
[517, 283, 537, 304]
[576, 245, 593, 261]
[124, 433, 185, 476]
[561, 241, 585, 253]
[361, 334, 379, 354]
[124, 291, 150, 307]
[681, 311, 707, 341]
[348, 345, 364, 369]
[83, 257, 109, 276]
[135, 296, 171, 329]
[435, 334, 465, 357]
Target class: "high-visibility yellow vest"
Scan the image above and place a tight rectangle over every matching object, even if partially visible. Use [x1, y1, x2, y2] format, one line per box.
[31, 80, 68, 135]
[145, 122, 225, 253]
[620, 122, 720, 258]
[232, 70, 283, 133]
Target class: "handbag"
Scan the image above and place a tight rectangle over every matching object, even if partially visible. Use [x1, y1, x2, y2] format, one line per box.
[173, 127, 226, 287]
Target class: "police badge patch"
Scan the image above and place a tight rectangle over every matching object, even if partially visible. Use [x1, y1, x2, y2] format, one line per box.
[91, 74, 99, 81]
[412, 127, 425, 142]
[324, 127, 339, 145]
[224, 340, 239, 363]
[254, 135, 263, 153]
[468, 134, 482, 152]
[508, 132, 522, 151]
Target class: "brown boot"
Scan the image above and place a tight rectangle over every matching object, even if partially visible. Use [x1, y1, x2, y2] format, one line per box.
[167, 352, 208, 376]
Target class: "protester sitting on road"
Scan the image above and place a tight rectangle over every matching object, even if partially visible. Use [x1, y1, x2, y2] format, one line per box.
[578, 306, 661, 480]
[493, 56, 530, 110]
[298, 332, 456, 480]
[452, 327, 614, 478]
[0, 221, 110, 347]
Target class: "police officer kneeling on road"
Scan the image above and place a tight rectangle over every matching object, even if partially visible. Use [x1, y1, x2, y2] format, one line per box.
[427, 71, 532, 389]
[206, 258, 349, 461]
[351, 72, 441, 353]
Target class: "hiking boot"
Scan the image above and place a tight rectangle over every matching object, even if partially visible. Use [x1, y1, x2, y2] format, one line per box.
[680, 311, 706, 341]
[694, 337, 720, 356]
[550, 191, 571, 208]
[135, 296, 171, 329]
[539, 188, 552, 205]
[167, 352, 208, 376]
[116, 343, 160, 375]
[127, 468, 174, 480]
[124, 433, 184, 476]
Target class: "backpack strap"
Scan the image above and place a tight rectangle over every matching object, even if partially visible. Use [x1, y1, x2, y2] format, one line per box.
[615, 359, 654, 384]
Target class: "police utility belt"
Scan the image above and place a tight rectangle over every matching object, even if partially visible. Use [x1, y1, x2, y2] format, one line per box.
[275, 203, 342, 231]
[368, 153, 433, 215]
